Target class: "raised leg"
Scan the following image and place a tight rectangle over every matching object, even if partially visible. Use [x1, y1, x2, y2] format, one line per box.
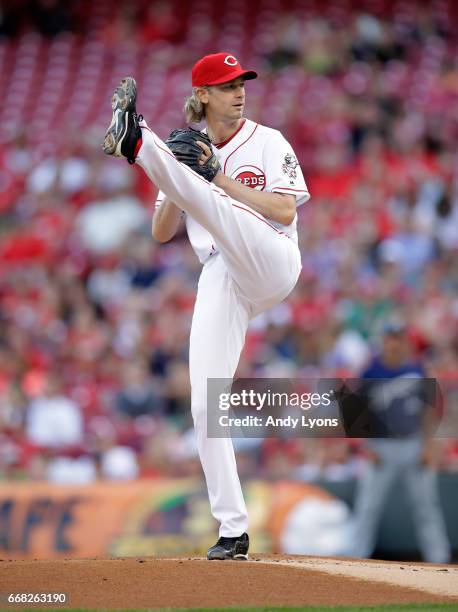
[136, 121, 301, 311]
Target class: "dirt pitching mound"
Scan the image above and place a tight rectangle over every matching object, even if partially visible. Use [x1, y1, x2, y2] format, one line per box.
[1, 555, 457, 609]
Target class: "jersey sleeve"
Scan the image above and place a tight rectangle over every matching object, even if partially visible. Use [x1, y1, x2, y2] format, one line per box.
[262, 132, 310, 206]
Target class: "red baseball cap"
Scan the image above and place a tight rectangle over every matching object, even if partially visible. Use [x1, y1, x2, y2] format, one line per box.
[192, 52, 258, 87]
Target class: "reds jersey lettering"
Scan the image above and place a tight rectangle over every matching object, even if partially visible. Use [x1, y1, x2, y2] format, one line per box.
[232, 166, 266, 190]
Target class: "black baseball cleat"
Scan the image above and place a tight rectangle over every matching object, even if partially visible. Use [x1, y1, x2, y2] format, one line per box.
[207, 533, 249, 560]
[103, 77, 142, 164]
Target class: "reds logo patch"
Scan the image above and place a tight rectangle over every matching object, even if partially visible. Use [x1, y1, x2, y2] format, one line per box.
[231, 165, 266, 190]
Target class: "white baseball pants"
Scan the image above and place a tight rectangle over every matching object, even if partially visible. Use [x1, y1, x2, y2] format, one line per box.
[137, 122, 301, 537]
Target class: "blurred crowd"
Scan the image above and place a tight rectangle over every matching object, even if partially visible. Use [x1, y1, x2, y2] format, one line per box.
[0, 0, 457, 483]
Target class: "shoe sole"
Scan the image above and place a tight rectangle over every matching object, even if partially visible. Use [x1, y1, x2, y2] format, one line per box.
[207, 554, 248, 560]
[103, 77, 137, 156]
[207, 550, 249, 561]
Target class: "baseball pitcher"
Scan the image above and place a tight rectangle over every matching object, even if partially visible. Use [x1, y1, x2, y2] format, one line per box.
[103, 52, 310, 560]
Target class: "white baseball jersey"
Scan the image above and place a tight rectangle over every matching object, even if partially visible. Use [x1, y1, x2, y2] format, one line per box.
[155, 118, 310, 263]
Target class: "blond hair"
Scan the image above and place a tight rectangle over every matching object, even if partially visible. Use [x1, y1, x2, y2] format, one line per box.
[183, 88, 207, 124]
